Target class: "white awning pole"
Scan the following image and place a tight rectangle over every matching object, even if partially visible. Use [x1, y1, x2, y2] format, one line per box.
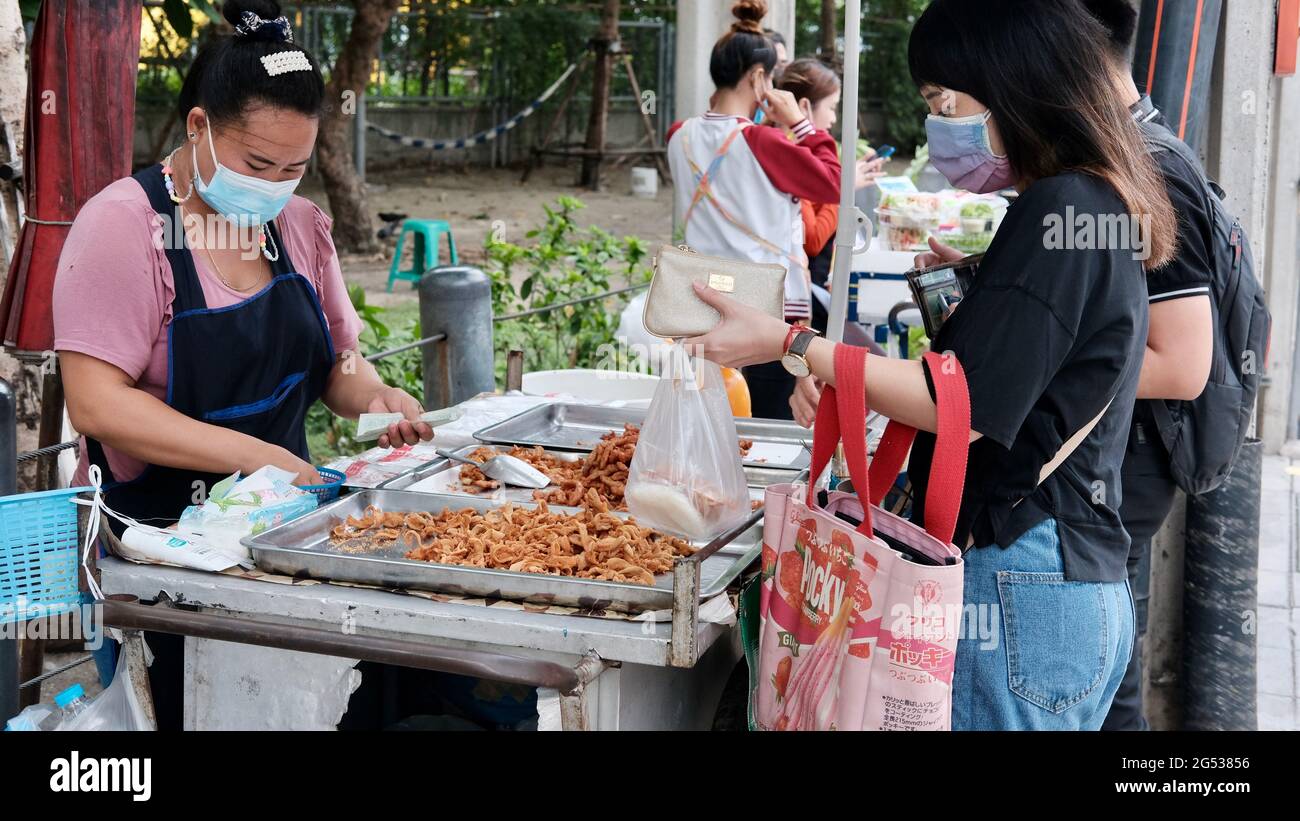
[827, 0, 862, 343]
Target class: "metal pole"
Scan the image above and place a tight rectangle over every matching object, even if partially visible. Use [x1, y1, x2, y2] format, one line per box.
[418, 265, 496, 409]
[827, 0, 861, 343]
[100, 597, 583, 693]
[0, 378, 18, 722]
[1182, 439, 1262, 730]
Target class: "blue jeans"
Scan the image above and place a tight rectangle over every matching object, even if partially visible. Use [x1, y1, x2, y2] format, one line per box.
[952, 519, 1134, 730]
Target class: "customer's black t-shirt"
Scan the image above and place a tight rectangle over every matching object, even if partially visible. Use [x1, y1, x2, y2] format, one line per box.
[906, 172, 1149, 582]
[1128, 97, 1215, 432]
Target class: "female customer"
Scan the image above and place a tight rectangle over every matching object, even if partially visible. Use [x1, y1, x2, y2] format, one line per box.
[774, 58, 886, 422]
[775, 58, 885, 301]
[684, 0, 1177, 730]
[53, 1, 432, 728]
[666, 0, 840, 420]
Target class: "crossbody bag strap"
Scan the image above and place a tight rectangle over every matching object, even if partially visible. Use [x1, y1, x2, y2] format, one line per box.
[681, 121, 804, 272]
[1036, 399, 1113, 486]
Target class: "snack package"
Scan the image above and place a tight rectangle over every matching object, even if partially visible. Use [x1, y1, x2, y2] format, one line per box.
[175, 466, 317, 559]
[624, 345, 750, 541]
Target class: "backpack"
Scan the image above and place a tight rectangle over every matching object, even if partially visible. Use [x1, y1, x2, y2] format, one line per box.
[1142, 123, 1272, 495]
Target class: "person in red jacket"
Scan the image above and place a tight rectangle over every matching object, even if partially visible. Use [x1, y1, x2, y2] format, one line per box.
[776, 58, 885, 422]
[666, 0, 840, 419]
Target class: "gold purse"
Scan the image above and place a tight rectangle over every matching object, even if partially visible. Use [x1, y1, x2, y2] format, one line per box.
[641, 245, 786, 339]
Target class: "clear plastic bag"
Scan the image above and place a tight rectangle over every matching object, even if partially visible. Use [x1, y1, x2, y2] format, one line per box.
[625, 345, 750, 540]
[56, 642, 154, 731]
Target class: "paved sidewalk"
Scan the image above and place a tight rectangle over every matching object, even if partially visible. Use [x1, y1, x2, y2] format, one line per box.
[1258, 453, 1299, 730]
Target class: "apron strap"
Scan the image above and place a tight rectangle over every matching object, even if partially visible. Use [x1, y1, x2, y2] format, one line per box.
[132, 164, 208, 314]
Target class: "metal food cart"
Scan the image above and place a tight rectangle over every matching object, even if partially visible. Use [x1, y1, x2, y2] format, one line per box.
[93, 398, 827, 731]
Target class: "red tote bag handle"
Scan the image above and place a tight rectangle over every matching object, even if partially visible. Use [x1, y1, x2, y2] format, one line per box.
[809, 347, 971, 545]
[807, 344, 876, 536]
[865, 350, 971, 544]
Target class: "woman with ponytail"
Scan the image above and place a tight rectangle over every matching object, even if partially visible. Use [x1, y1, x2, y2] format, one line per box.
[53, 1, 434, 726]
[666, 0, 841, 420]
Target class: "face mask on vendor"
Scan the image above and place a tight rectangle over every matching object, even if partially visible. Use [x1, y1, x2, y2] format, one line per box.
[924, 110, 1017, 194]
[192, 126, 300, 226]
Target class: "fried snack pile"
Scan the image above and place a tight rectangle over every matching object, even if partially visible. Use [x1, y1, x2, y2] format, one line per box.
[457, 425, 754, 511]
[328, 494, 694, 586]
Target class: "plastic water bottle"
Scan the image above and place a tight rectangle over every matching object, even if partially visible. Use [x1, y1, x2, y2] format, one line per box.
[37, 684, 91, 731]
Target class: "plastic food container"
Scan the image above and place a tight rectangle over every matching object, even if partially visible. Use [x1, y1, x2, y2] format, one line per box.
[875, 206, 942, 252]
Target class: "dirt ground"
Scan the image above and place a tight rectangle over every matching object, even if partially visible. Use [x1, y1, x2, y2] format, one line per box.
[299, 162, 676, 307]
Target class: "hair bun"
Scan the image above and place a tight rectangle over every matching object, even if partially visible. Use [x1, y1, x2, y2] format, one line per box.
[730, 0, 767, 34]
[225, 0, 293, 43]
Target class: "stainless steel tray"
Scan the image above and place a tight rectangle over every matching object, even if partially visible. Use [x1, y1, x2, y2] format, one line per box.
[381, 443, 788, 504]
[473, 403, 816, 471]
[242, 490, 761, 613]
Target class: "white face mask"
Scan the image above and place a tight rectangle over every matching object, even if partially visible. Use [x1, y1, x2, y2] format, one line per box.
[192, 127, 300, 226]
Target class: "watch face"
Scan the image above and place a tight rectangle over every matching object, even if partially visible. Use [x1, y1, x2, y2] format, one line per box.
[781, 353, 810, 378]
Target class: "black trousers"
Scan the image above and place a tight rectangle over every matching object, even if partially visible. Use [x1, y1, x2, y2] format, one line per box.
[1103, 418, 1178, 731]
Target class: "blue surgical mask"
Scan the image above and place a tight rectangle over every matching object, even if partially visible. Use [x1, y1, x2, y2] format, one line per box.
[924, 110, 1017, 194]
[193, 128, 299, 226]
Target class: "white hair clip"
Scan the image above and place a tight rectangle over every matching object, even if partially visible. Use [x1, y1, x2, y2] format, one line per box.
[260, 51, 313, 78]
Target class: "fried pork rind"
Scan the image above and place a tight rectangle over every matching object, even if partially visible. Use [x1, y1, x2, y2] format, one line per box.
[327, 500, 694, 586]
[451, 426, 752, 512]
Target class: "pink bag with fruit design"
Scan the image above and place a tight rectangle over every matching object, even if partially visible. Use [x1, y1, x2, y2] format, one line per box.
[755, 345, 969, 731]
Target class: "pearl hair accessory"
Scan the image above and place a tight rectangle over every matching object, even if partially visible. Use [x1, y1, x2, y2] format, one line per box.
[260, 51, 313, 78]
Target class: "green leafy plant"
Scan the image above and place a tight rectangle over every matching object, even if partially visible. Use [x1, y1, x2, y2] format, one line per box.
[486, 196, 650, 382]
[305, 286, 424, 462]
[306, 196, 649, 463]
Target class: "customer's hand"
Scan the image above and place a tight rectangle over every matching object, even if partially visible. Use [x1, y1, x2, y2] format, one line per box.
[367, 387, 434, 448]
[759, 88, 806, 130]
[790, 376, 823, 428]
[913, 235, 965, 269]
[683, 282, 789, 369]
[855, 156, 886, 190]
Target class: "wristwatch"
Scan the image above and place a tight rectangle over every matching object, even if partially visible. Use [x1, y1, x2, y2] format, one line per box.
[781, 326, 819, 377]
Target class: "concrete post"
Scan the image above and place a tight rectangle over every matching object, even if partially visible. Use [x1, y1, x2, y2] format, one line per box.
[672, 0, 798, 122]
[418, 266, 496, 410]
[1144, 491, 1188, 730]
[1206, 1, 1279, 444]
[1267, 73, 1300, 444]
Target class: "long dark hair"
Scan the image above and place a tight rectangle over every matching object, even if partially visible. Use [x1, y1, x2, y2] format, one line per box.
[178, 0, 325, 127]
[909, 0, 1176, 270]
[709, 0, 776, 89]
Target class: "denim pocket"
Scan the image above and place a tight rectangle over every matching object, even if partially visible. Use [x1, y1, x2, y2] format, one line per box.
[997, 571, 1108, 714]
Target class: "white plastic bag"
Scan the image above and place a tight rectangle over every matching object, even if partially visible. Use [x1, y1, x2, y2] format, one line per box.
[624, 345, 750, 540]
[57, 644, 154, 731]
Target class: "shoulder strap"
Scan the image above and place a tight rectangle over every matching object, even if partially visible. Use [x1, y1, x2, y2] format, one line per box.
[133, 163, 207, 313]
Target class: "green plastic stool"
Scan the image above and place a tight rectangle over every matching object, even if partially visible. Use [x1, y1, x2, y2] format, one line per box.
[387, 219, 458, 291]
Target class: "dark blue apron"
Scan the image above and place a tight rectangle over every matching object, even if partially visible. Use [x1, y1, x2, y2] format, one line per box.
[86, 164, 335, 534]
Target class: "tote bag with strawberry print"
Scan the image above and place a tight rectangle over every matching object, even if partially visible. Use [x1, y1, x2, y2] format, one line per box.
[755, 345, 970, 731]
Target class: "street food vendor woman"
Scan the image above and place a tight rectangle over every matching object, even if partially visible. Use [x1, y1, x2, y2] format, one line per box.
[52, 0, 432, 530]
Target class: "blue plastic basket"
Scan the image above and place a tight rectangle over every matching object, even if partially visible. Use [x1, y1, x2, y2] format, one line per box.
[0, 486, 91, 624]
[296, 467, 346, 504]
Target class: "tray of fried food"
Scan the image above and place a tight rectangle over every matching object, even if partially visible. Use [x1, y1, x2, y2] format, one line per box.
[472, 403, 815, 471]
[242, 489, 762, 612]
[386, 426, 776, 510]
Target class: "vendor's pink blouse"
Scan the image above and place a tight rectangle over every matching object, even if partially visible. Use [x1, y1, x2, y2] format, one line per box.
[53, 177, 363, 486]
